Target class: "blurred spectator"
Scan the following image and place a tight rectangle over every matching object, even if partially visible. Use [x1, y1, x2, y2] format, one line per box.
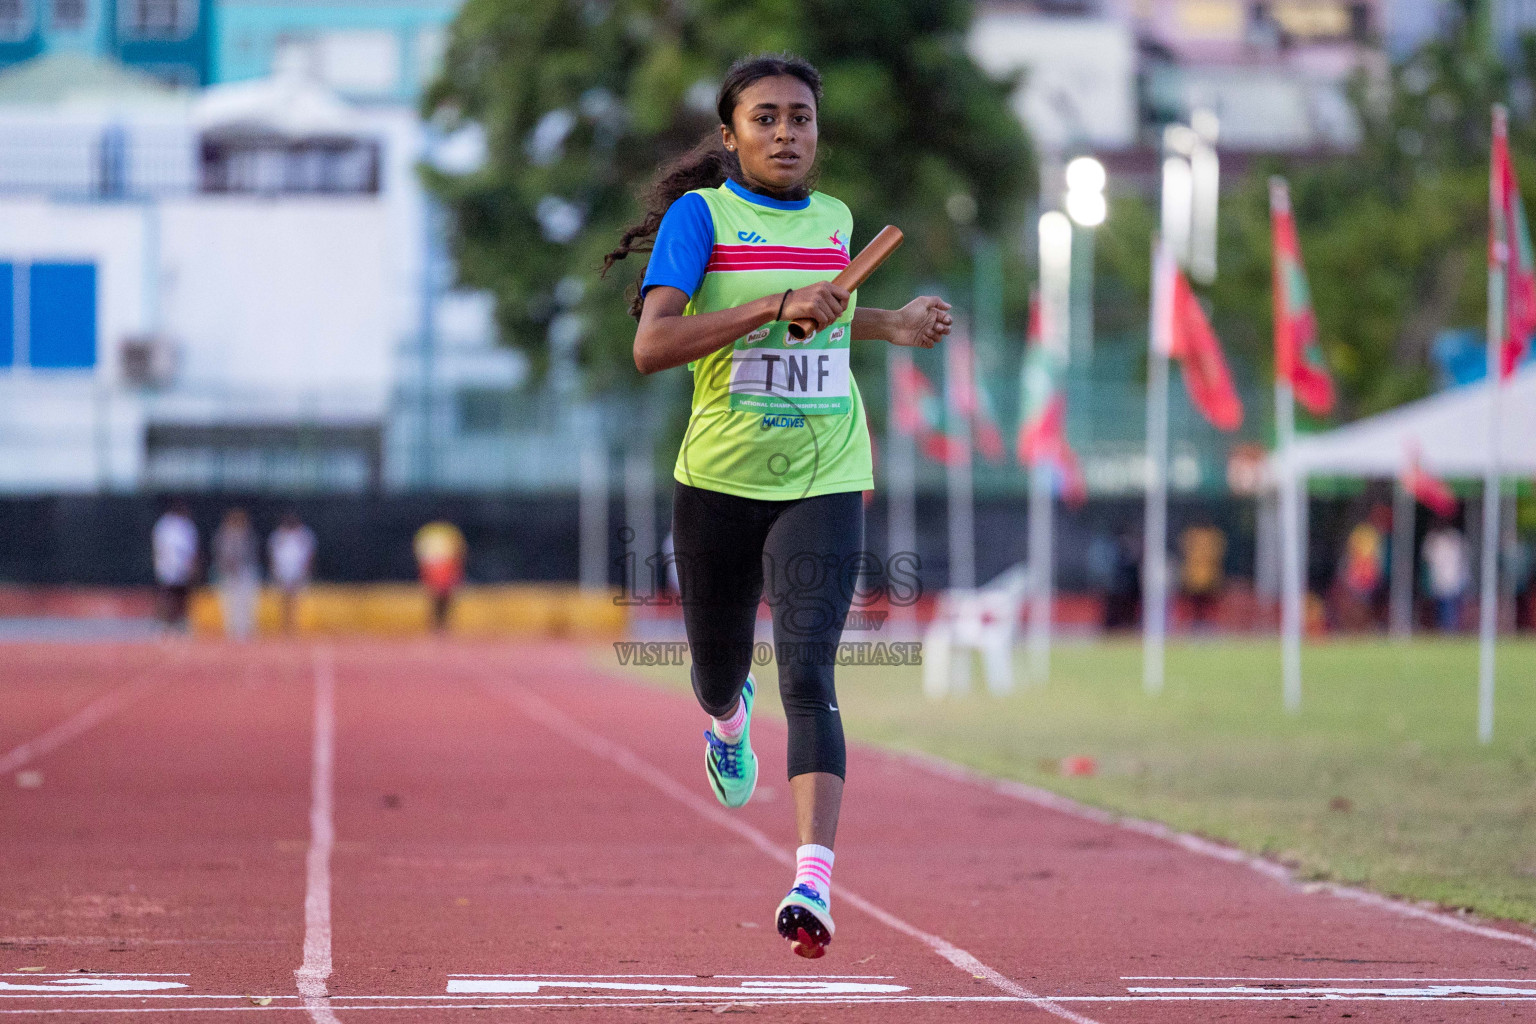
[1179, 523, 1226, 628]
[1422, 521, 1469, 632]
[152, 501, 199, 631]
[268, 514, 317, 634]
[213, 509, 261, 641]
[1101, 531, 1141, 630]
[1335, 512, 1386, 631]
[414, 520, 467, 632]
[1086, 532, 1118, 595]
[1506, 532, 1533, 630]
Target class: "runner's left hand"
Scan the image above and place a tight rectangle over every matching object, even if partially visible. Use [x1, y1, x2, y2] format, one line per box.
[889, 296, 952, 349]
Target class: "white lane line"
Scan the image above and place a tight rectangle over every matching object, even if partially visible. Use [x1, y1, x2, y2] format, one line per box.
[0, 936, 286, 946]
[1123, 975, 1536, 982]
[897, 747, 1536, 953]
[448, 973, 896, 979]
[447, 978, 906, 995]
[1129, 984, 1536, 996]
[294, 646, 340, 1024]
[495, 684, 1102, 1024]
[0, 651, 181, 775]
[8, 993, 1536, 1013]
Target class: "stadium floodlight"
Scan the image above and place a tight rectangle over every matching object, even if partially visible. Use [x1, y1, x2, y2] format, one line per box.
[1037, 211, 1072, 359]
[1160, 152, 1193, 269]
[1065, 155, 1106, 195]
[1065, 155, 1108, 228]
[1189, 109, 1220, 285]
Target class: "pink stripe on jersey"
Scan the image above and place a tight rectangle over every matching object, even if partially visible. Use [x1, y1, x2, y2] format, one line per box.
[705, 244, 850, 274]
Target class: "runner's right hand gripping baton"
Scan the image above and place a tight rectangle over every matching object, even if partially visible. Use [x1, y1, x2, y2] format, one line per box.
[786, 225, 904, 341]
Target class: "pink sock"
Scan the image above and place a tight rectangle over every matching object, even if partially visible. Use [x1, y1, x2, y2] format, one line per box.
[794, 844, 834, 905]
[711, 695, 747, 741]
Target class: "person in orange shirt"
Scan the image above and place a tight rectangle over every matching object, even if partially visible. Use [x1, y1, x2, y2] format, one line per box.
[414, 521, 466, 633]
[1179, 523, 1226, 629]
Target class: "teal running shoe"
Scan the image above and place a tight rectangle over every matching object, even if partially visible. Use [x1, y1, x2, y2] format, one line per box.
[703, 674, 757, 808]
[776, 884, 834, 959]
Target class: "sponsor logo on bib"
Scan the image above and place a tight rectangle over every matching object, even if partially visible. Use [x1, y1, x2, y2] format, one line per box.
[760, 414, 807, 430]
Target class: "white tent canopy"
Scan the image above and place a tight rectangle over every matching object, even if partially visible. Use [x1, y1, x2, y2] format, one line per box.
[1276, 365, 1536, 478]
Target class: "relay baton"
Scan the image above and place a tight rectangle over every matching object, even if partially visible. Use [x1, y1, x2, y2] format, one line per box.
[786, 225, 904, 340]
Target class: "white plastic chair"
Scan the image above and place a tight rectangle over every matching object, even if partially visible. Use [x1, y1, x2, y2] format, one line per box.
[923, 562, 1032, 699]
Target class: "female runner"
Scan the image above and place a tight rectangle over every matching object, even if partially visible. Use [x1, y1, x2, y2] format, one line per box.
[604, 53, 951, 959]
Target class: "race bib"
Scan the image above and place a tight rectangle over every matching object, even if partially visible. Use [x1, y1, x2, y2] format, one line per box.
[728, 322, 852, 415]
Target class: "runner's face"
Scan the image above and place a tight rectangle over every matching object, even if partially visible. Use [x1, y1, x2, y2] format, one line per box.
[722, 76, 817, 192]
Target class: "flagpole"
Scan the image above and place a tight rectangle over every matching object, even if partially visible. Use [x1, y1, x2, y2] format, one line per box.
[1143, 238, 1169, 695]
[1270, 174, 1307, 712]
[887, 347, 919, 639]
[1480, 297, 1502, 745]
[1478, 104, 1512, 744]
[1389, 472, 1414, 639]
[1033, 213, 1073, 685]
[946, 331, 976, 595]
[1277, 377, 1303, 712]
[1479, 105, 1508, 745]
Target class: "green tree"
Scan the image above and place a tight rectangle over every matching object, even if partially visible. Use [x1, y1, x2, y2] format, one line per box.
[422, 0, 1034, 393]
[1093, 1, 1536, 422]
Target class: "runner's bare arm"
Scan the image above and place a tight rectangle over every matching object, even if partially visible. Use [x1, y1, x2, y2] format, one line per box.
[851, 296, 953, 349]
[635, 282, 850, 374]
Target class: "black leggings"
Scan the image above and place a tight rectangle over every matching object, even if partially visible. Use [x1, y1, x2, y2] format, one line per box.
[671, 481, 863, 780]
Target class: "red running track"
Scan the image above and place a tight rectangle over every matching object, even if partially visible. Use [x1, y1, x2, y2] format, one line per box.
[2, 638, 1534, 1022]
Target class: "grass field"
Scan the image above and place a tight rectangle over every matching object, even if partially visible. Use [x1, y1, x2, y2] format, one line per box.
[608, 636, 1536, 927]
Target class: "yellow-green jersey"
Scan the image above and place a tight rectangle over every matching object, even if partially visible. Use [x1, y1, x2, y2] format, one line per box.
[641, 178, 874, 500]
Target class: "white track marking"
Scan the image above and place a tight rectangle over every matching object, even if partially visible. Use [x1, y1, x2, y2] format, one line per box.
[0, 980, 185, 993]
[449, 973, 895, 978]
[447, 978, 906, 995]
[1130, 984, 1536, 996]
[898, 747, 1536, 952]
[1124, 975, 1536, 982]
[495, 685, 1102, 1024]
[8, 992, 1536, 1013]
[294, 647, 341, 1024]
[0, 651, 181, 775]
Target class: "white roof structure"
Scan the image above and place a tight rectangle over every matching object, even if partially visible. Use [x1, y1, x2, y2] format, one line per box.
[194, 59, 361, 141]
[1280, 365, 1536, 478]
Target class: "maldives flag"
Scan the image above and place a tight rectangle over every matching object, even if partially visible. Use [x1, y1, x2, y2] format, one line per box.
[891, 354, 941, 437]
[1491, 106, 1536, 379]
[1017, 289, 1085, 502]
[1401, 444, 1458, 518]
[950, 334, 1007, 463]
[891, 354, 968, 465]
[1153, 240, 1244, 431]
[1270, 177, 1335, 414]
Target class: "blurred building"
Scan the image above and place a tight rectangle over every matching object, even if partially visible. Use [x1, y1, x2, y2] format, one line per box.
[0, 52, 521, 494]
[0, 0, 458, 99]
[0, 0, 214, 86]
[216, 0, 458, 103]
[970, 0, 1387, 154]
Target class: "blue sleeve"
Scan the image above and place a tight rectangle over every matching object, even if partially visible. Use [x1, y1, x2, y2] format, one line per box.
[641, 192, 713, 299]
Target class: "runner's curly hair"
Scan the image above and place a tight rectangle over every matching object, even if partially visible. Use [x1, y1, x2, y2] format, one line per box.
[602, 53, 823, 318]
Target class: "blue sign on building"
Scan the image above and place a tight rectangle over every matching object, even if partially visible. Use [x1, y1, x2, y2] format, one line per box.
[0, 262, 98, 370]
